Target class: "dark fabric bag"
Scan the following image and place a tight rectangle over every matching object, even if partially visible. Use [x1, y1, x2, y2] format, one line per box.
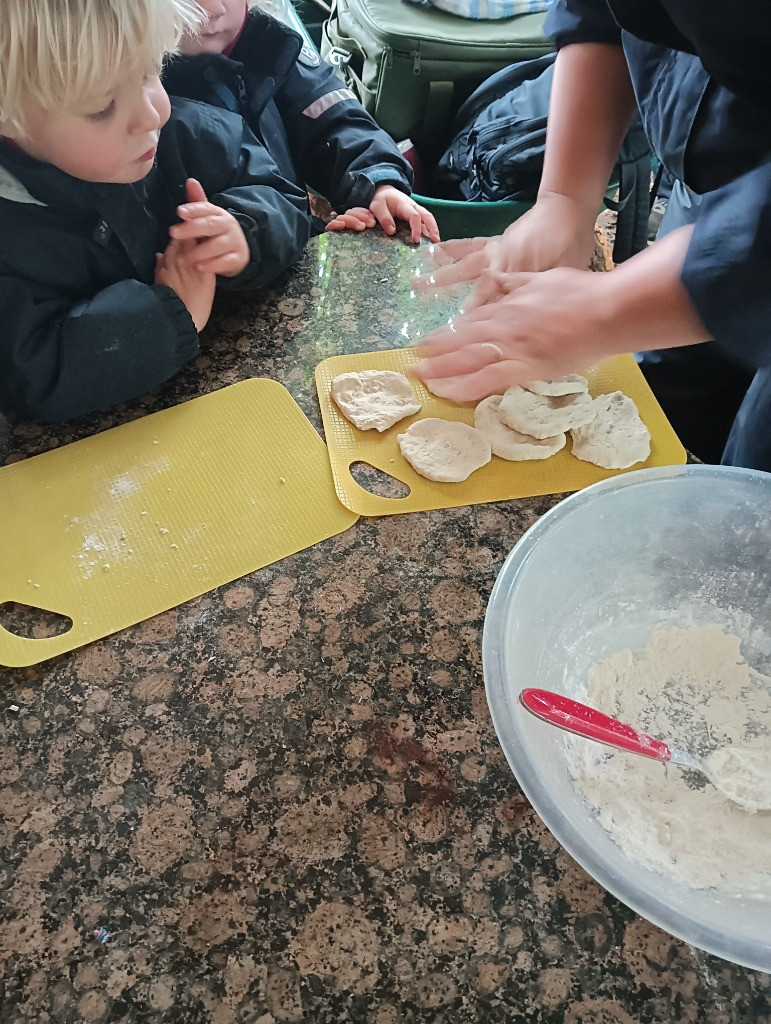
[436, 53, 652, 261]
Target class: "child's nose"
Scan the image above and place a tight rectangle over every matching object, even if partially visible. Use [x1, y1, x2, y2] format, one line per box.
[132, 86, 165, 134]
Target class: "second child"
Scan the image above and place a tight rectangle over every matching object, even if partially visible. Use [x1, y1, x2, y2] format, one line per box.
[163, 0, 440, 244]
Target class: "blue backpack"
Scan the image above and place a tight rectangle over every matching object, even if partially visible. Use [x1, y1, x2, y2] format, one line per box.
[435, 54, 653, 262]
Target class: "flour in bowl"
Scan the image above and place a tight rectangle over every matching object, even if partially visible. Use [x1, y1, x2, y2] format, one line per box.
[564, 625, 771, 895]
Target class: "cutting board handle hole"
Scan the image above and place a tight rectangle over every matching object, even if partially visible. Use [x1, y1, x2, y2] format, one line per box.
[0, 602, 73, 640]
[350, 461, 411, 499]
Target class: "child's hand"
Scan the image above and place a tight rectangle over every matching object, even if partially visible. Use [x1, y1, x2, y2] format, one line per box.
[325, 184, 440, 244]
[169, 178, 250, 277]
[155, 237, 216, 333]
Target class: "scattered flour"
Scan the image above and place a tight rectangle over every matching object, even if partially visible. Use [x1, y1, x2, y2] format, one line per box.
[564, 624, 771, 895]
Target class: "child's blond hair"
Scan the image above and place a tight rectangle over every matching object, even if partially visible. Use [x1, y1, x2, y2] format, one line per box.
[0, 0, 205, 130]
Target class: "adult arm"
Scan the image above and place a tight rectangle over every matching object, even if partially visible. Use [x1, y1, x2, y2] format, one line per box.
[682, 157, 771, 368]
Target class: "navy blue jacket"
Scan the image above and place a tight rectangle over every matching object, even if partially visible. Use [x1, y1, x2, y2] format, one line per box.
[0, 98, 313, 422]
[162, 7, 413, 215]
[547, 1, 771, 368]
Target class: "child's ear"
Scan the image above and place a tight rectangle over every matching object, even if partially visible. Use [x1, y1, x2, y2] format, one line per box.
[0, 120, 23, 142]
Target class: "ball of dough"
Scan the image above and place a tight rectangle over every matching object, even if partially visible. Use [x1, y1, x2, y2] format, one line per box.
[499, 386, 596, 439]
[397, 418, 491, 482]
[570, 391, 651, 469]
[474, 396, 566, 461]
[331, 370, 421, 431]
[525, 374, 588, 397]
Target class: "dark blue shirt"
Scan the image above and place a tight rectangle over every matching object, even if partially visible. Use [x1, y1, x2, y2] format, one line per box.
[547, 1, 771, 367]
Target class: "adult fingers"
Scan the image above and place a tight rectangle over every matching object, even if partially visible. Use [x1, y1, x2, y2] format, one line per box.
[434, 237, 490, 260]
[422, 360, 529, 402]
[415, 340, 509, 381]
[411, 248, 489, 291]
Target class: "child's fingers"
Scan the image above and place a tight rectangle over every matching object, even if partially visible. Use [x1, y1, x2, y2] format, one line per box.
[174, 202, 220, 223]
[190, 252, 245, 275]
[376, 209, 397, 236]
[169, 216, 225, 240]
[180, 236, 236, 265]
[407, 209, 423, 244]
[421, 210, 441, 243]
[186, 177, 208, 204]
[325, 212, 372, 232]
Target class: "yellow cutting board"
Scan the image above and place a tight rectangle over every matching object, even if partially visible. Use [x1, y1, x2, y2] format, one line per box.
[0, 379, 357, 668]
[315, 348, 686, 517]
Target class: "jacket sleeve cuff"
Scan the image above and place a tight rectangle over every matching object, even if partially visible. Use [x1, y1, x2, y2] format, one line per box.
[681, 160, 771, 369]
[545, 0, 622, 48]
[335, 165, 414, 211]
[152, 285, 200, 362]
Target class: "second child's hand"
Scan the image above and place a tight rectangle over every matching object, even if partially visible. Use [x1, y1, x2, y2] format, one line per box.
[169, 178, 250, 277]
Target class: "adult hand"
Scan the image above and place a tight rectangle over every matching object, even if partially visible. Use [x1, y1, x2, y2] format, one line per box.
[414, 192, 598, 308]
[169, 178, 250, 277]
[155, 236, 216, 333]
[416, 227, 712, 402]
[325, 184, 440, 244]
[416, 268, 609, 401]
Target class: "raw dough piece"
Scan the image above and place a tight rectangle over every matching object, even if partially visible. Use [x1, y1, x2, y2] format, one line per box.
[474, 396, 566, 461]
[397, 418, 491, 482]
[526, 374, 588, 397]
[570, 391, 650, 469]
[331, 370, 421, 431]
[499, 386, 596, 439]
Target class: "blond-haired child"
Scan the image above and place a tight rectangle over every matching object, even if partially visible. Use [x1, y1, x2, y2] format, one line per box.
[0, 0, 314, 421]
[163, 0, 439, 244]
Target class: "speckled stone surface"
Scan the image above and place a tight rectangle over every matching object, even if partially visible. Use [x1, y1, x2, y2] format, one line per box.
[1, 232, 769, 1023]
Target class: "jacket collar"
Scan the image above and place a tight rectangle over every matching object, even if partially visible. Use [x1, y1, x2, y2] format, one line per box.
[163, 7, 303, 121]
[0, 140, 161, 277]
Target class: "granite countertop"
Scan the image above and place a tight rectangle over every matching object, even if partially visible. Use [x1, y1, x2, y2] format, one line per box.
[0, 232, 768, 1023]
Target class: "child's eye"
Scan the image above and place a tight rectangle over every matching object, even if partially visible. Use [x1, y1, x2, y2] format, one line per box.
[87, 100, 116, 122]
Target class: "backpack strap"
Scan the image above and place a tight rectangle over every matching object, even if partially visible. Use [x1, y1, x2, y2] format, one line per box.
[605, 118, 652, 264]
[419, 80, 455, 165]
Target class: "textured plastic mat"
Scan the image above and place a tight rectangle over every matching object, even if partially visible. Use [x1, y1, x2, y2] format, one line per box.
[0, 379, 357, 667]
[315, 349, 686, 517]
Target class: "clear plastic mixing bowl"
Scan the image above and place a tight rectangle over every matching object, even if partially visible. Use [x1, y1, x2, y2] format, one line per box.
[484, 465, 771, 972]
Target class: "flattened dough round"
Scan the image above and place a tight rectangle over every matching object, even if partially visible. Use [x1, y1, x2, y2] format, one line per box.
[397, 418, 491, 482]
[331, 370, 421, 431]
[526, 374, 588, 397]
[474, 396, 565, 461]
[499, 385, 596, 439]
[570, 391, 650, 469]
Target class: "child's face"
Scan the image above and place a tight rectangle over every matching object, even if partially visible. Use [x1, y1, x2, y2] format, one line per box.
[179, 0, 247, 55]
[7, 70, 171, 184]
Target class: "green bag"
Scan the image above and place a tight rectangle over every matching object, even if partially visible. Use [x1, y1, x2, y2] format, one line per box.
[321, 0, 552, 162]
